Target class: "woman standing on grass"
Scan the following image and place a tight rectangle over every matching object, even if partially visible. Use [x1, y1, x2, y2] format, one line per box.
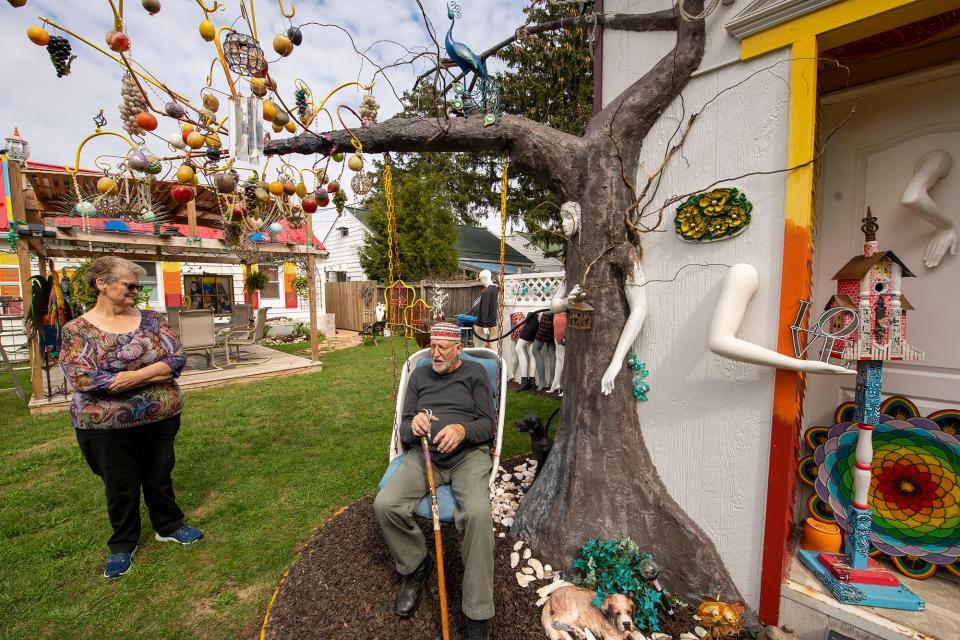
[58, 256, 203, 578]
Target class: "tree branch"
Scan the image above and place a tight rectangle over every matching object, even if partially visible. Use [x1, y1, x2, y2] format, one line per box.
[264, 114, 582, 195]
[415, 9, 678, 87]
[586, 1, 706, 146]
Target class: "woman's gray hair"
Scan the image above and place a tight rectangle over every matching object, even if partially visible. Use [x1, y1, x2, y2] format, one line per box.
[86, 256, 146, 295]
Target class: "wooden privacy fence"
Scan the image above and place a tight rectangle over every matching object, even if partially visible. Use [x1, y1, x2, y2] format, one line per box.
[325, 280, 486, 331]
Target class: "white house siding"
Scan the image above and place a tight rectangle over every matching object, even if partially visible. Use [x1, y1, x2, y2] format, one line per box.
[603, 0, 791, 608]
[505, 234, 563, 273]
[316, 210, 371, 281]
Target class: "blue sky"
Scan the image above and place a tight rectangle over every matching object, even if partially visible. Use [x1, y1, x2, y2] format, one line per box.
[0, 0, 527, 234]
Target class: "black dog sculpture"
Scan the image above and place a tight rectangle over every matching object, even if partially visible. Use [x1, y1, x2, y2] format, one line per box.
[514, 408, 559, 481]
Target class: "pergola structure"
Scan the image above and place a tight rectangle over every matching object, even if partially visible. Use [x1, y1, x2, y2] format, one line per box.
[5, 160, 326, 403]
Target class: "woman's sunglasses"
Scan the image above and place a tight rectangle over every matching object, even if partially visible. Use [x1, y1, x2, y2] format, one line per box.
[117, 280, 144, 293]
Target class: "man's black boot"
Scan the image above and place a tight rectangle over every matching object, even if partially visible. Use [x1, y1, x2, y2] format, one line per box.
[395, 555, 432, 618]
[464, 617, 490, 640]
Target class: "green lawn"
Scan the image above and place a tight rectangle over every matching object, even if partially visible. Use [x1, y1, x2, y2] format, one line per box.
[0, 341, 557, 640]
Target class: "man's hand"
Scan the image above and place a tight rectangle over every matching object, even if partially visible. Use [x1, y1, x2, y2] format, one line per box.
[434, 423, 466, 454]
[109, 370, 143, 393]
[412, 410, 438, 437]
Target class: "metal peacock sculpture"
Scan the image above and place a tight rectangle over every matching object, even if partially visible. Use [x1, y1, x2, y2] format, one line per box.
[444, 2, 501, 126]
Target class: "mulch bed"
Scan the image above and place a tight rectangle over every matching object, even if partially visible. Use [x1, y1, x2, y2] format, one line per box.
[262, 457, 701, 640]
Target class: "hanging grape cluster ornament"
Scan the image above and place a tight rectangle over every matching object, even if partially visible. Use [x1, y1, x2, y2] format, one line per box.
[359, 93, 379, 129]
[119, 73, 149, 136]
[627, 351, 650, 401]
[46, 35, 76, 77]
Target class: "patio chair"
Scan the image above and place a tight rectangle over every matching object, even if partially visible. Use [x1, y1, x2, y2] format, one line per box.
[377, 348, 506, 522]
[216, 303, 252, 346]
[166, 306, 183, 336]
[224, 308, 268, 365]
[178, 309, 220, 370]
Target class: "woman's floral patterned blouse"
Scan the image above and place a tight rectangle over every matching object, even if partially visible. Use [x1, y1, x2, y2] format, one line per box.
[59, 311, 186, 429]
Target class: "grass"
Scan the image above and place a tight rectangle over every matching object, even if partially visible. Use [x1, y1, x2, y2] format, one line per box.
[0, 340, 558, 640]
[261, 335, 325, 356]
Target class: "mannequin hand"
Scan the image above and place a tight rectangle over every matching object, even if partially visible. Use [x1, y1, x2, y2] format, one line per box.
[600, 362, 619, 395]
[802, 360, 856, 375]
[565, 285, 582, 307]
[924, 227, 957, 268]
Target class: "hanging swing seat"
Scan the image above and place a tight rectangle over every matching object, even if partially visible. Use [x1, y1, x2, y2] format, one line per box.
[377, 347, 506, 522]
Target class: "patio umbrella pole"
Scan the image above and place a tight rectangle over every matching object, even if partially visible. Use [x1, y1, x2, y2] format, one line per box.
[420, 427, 450, 640]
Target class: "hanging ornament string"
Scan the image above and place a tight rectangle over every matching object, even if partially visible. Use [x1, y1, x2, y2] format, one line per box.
[495, 153, 509, 451]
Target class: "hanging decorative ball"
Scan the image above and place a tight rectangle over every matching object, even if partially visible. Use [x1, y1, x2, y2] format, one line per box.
[170, 184, 195, 204]
[223, 31, 266, 76]
[127, 148, 150, 171]
[347, 153, 363, 172]
[186, 131, 205, 149]
[164, 101, 186, 118]
[9, 0, 29, 7]
[97, 176, 118, 195]
[180, 122, 194, 134]
[202, 93, 219, 112]
[215, 172, 237, 193]
[250, 78, 268, 97]
[205, 148, 221, 161]
[106, 31, 130, 53]
[74, 200, 97, 216]
[205, 132, 222, 148]
[141, 0, 161, 14]
[272, 34, 293, 57]
[332, 151, 345, 162]
[326, 180, 340, 193]
[141, 211, 156, 222]
[135, 112, 158, 131]
[273, 110, 290, 127]
[198, 19, 215, 42]
[27, 25, 50, 46]
[286, 26, 303, 46]
[232, 205, 244, 219]
[282, 180, 296, 196]
[255, 186, 270, 202]
[145, 156, 163, 175]
[317, 192, 330, 207]
[295, 182, 307, 198]
[262, 100, 278, 122]
[284, 120, 296, 134]
[268, 181, 284, 196]
[269, 222, 283, 235]
[271, 123, 283, 134]
[176, 164, 195, 183]
[301, 197, 318, 213]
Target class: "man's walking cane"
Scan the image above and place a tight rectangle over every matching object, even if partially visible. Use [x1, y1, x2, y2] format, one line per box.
[420, 410, 450, 640]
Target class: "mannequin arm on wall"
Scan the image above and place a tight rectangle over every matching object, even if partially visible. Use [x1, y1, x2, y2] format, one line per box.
[601, 263, 648, 395]
[901, 149, 955, 268]
[708, 264, 854, 375]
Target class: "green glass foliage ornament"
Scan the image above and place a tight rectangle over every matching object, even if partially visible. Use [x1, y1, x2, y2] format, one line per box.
[674, 187, 752, 242]
[627, 351, 650, 401]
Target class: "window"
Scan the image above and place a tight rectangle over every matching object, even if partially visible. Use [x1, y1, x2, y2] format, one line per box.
[260, 266, 281, 299]
[134, 261, 160, 304]
[183, 274, 235, 314]
[339, 226, 349, 237]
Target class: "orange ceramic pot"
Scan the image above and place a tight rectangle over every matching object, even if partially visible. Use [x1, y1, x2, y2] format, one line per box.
[801, 518, 842, 553]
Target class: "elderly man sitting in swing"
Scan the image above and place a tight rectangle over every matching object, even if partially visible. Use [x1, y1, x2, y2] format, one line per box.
[374, 322, 496, 640]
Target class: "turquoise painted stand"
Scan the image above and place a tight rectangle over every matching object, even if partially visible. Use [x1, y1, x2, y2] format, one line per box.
[799, 361, 924, 611]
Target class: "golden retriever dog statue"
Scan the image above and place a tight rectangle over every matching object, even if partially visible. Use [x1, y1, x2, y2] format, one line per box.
[541, 586, 646, 640]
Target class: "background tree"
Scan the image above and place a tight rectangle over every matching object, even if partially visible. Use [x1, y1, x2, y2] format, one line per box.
[358, 155, 459, 283]
[268, 0, 756, 617]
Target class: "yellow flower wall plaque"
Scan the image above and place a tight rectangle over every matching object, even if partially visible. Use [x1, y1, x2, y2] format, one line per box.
[674, 188, 752, 242]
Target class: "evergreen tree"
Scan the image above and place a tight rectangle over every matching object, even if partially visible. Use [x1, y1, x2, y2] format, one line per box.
[358, 156, 460, 283]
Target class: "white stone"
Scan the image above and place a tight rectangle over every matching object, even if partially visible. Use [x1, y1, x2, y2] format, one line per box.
[501, 517, 513, 527]
[523, 548, 532, 559]
[510, 552, 519, 568]
[680, 634, 698, 640]
[528, 558, 544, 579]
[522, 566, 534, 575]
[515, 572, 535, 588]
[537, 579, 572, 598]
[498, 532, 505, 538]
[535, 595, 549, 608]
[513, 541, 524, 551]
[501, 473, 512, 481]
[651, 634, 672, 640]
[694, 627, 708, 638]
[543, 564, 552, 573]
[514, 472, 525, 480]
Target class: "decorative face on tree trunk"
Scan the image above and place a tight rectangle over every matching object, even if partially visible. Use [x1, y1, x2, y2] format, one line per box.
[560, 201, 581, 239]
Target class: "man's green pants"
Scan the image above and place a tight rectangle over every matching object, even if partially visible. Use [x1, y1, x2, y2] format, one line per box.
[374, 445, 495, 620]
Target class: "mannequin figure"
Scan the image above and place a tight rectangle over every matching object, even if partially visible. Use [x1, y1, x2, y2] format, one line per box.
[516, 311, 539, 390]
[508, 310, 525, 382]
[548, 312, 566, 393]
[708, 263, 854, 374]
[474, 269, 500, 348]
[533, 312, 555, 390]
[901, 149, 955, 268]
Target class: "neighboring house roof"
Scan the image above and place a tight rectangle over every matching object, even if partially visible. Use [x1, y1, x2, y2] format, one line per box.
[455, 225, 535, 272]
[831, 251, 915, 280]
[349, 207, 372, 229]
[505, 232, 563, 273]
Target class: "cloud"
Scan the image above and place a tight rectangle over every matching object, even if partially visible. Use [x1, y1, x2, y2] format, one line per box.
[1, 0, 528, 232]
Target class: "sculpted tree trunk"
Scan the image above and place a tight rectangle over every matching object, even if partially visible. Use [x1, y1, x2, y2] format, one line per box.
[267, 0, 748, 607]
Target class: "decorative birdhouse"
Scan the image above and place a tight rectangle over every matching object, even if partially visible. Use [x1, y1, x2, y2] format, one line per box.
[825, 209, 924, 362]
[4, 128, 30, 163]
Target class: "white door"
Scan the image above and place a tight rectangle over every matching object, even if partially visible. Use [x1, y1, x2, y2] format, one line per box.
[804, 64, 960, 427]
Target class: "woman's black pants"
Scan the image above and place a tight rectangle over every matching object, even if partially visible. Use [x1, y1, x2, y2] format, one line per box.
[75, 414, 185, 552]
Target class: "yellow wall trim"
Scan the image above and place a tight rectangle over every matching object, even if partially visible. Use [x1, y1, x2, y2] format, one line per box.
[742, 0, 954, 59]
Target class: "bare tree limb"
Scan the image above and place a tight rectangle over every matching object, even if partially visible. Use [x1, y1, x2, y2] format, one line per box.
[264, 114, 582, 194]
[586, 1, 705, 147]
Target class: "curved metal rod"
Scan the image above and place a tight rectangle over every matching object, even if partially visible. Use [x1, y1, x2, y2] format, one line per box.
[66, 130, 137, 175]
[195, 0, 221, 13]
[107, 0, 124, 31]
[313, 81, 374, 116]
[93, 153, 127, 174]
[278, 0, 295, 19]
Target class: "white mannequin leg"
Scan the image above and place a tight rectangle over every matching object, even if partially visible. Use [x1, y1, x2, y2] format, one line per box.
[516, 338, 533, 380]
[549, 344, 565, 392]
[532, 340, 547, 388]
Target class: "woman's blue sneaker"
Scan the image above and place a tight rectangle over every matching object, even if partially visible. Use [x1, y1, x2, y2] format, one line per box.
[155, 525, 204, 545]
[104, 546, 136, 578]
